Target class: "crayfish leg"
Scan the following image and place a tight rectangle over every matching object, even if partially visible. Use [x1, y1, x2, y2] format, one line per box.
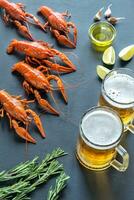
[34, 90, 59, 115]
[16, 3, 25, 10]
[12, 120, 36, 143]
[23, 81, 34, 94]
[36, 65, 49, 74]
[26, 109, 46, 138]
[25, 56, 42, 66]
[6, 113, 12, 128]
[0, 108, 4, 118]
[3, 12, 10, 24]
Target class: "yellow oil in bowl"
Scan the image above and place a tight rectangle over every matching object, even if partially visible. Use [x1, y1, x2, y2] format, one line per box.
[88, 21, 116, 51]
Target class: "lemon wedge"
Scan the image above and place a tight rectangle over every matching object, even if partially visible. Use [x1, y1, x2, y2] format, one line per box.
[102, 46, 116, 65]
[119, 45, 134, 61]
[96, 65, 110, 80]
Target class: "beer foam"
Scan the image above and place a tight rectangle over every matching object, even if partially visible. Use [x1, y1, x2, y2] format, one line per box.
[104, 73, 134, 108]
[81, 108, 122, 149]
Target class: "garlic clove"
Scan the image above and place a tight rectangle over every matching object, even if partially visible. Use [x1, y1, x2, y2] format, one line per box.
[107, 17, 125, 25]
[104, 4, 112, 18]
[94, 7, 104, 22]
[119, 45, 134, 61]
[102, 46, 116, 65]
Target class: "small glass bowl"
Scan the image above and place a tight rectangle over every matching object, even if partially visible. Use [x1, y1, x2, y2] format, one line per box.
[88, 21, 116, 52]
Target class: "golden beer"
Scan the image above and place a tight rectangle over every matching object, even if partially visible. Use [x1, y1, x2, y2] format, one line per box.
[76, 106, 129, 171]
[77, 136, 116, 170]
[99, 68, 134, 126]
[99, 95, 134, 125]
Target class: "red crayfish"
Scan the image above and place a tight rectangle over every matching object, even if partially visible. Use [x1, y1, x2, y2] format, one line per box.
[0, 0, 45, 40]
[38, 6, 77, 48]
[0, 90, 45, 143]
[7, 39, 76, 73]
[12, 61, 67, 115]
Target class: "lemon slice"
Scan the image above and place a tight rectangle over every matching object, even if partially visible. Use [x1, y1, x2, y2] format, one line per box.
[102, 46, 116, 65]
[119, 45, 134, 61]
[96, 65, 110, 80]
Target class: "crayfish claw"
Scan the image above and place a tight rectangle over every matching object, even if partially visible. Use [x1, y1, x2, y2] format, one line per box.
[14, 21, 34, 41]
[47, 75, 68, 103]
[26, 13, 46, 32]
[51, 29, 76, 48]
[67, 22, 77, 47]
[34, 90, 59, 115]
[26, 109, 46, 138]
[42, 60, 74, 73]
[12, 120, 36, 143]
[51, 49, 76, 71]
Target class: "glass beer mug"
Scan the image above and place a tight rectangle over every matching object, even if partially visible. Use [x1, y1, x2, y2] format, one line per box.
[99, 68, 134, 133]
[76, 106, 129, 171]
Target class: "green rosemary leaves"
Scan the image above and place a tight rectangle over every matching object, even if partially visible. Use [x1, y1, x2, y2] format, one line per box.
[0, 148, 69, 200]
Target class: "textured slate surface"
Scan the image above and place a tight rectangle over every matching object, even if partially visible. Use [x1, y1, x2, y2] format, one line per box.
[0, 0, 134, 200]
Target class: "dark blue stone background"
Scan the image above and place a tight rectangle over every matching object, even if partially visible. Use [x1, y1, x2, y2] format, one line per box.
[0, 0, 134, 199]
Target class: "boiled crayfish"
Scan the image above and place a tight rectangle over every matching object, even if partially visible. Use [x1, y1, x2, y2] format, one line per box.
[12, 61, 67, 115]
[0, 0, 45, 40]
[38, 6, 77, 48]
[7, 39, 76, 73]
[0, 90, 45, 143]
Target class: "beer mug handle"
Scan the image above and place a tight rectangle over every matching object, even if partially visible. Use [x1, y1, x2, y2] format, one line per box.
[110, 145, 129, 172]
[127, 124, 134, 134]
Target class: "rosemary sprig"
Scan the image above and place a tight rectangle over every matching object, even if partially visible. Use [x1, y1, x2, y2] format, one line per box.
[0, 180, 30, 199]
[0, 148, 67, 200]
[13, 160, 64, 200]
[47, 172, 70, 200]
[0, 148, 66, 183]
[26, 148, 67, 182]
[0, 157, 38, 182]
